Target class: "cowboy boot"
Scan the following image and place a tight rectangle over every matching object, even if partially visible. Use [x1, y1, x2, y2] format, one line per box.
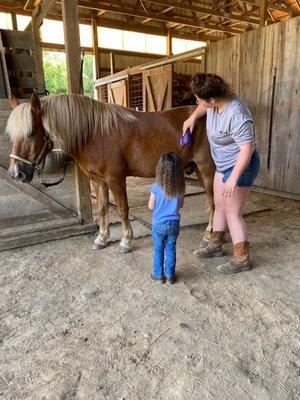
[217, 242, 252, 274]
[195, 231, 225, 258]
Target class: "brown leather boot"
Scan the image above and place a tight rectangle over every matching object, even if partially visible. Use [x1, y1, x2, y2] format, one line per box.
[217, 242, 252, 274]
[195, 231, 225, 258]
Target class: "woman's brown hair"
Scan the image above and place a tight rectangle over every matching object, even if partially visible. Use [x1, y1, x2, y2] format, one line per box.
[156, 152, 185, 198]
[191, 73, 232, 100]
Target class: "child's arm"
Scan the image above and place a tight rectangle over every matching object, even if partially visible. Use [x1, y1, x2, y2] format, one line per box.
[148, 193, 155, 210]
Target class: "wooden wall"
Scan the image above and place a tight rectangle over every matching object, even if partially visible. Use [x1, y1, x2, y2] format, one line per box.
[206, 16, 300, 195]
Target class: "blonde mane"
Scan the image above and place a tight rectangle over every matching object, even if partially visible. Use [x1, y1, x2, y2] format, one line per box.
[6, 94, 137, 152]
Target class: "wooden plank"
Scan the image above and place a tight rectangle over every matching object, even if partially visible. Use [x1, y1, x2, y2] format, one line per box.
[252, 186, 300, 201]
[0, 221, 96, 252]
[62, 0, 93, 224]
[5, 53, 36, 71]
[0, 30, 34, 49]
[0, 216, 83, 238]
[0, 166, 76, 218]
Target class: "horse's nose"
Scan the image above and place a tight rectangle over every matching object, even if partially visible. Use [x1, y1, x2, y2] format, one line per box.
[10, 170, 26, 182]
[16, 171, 26, 181]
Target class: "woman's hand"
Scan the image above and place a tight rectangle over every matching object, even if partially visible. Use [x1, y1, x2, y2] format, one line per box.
[222, 176, 238, 198]
[182, 115, 197, 134]
[182, 103, 207, 135]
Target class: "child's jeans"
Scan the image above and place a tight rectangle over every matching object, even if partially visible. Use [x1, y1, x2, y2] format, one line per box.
[152, 220, 180, 279]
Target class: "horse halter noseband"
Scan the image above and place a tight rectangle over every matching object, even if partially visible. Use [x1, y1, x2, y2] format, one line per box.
[9, 134, 69, 187]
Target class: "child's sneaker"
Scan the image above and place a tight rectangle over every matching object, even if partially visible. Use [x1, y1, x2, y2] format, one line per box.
[166, 276, 176, 285]
[150, 273, 165, 283]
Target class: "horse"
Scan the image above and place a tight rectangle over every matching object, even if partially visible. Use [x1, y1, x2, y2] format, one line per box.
[6, 92, 215, 253]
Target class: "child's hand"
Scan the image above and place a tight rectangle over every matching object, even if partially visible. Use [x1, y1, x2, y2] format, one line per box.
[148, 193, 155, 210]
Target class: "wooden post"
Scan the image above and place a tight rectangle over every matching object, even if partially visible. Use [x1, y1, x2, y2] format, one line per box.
[32, 12, 46, 94]
[260, 0, 268, 27]
[92, 18, 100, 100]
[167, 29, 172, 56]
[61, 0, 93, 223]
[11, 12, 18, 30]
[92, 19, 100, 80]
[110, 52, 115, 75]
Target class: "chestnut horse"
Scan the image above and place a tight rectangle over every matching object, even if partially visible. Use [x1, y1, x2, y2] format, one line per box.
[7, 93, 215, 253]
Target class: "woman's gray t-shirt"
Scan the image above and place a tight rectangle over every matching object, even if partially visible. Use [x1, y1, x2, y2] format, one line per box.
[206, 94, 254, 172]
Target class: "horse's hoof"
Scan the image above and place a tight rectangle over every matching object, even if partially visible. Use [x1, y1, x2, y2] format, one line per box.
[93, 243, 106, 250]
[119, 245, 132, 254]
[119, 239, 132, 254]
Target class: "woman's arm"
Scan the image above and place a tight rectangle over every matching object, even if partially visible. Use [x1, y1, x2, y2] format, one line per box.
[222, 142, 254, 198]
[148, 193, 156, 210]
[182, 103, 207, 134]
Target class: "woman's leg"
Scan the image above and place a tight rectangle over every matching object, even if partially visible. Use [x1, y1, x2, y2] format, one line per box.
[213, 172, 228, 232]
[223, 186, 249, 245]
[196, 172, 226, 258]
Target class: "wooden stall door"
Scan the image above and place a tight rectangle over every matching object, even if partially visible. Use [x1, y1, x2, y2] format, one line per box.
[107, 79, 129, 107]
[142, 65, 173, 111]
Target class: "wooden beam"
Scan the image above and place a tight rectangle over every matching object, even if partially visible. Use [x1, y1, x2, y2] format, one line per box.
[166, 29, 172, 56]
[11, 12, 18, 30]
[92, 18, 100, 80]
[61, 0, 93, 224]
[79, 1, 244, 35]
[260, 0, 268, 26]
[109, 52, 115, 75]
[32, 14, 46, 94]
[142, 0, 260, 24]
[0, 6, 220, 42]
[25, 0, 57, 31]
[241, 0, 300, 14]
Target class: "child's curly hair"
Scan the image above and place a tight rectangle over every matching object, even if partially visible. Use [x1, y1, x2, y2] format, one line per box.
[156, 152, 185, 198]
[191, 73, 232, 100]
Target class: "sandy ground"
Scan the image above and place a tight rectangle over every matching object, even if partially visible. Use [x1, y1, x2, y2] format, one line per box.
[0, 189, 299, 400]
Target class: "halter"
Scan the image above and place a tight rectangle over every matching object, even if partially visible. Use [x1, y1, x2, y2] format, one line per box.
[9, 134, 69, 187]
[10, 134, 53, 176]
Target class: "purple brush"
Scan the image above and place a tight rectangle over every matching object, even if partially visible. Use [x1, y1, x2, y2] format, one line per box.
[180, 128, 193, 147]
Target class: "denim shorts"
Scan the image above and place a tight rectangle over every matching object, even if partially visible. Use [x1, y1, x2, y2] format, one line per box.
[221, 149, 261, 187]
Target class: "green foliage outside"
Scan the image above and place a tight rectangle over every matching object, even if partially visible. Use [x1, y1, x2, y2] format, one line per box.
[43, 51, 94, 98]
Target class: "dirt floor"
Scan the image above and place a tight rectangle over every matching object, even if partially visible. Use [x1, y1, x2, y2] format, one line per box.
[0, 182, 299, 400]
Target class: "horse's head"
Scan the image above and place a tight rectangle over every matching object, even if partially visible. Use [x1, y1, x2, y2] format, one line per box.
[7, 92, 53, 183]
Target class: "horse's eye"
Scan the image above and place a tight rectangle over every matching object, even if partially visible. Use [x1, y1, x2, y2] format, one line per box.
[28, 131, 36, 139]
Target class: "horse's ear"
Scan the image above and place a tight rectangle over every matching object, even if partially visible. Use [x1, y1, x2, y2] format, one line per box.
[31, 91, 41, 115]
[9, 95, 19, 109]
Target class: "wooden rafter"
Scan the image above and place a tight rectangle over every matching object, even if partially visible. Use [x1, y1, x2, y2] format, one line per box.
[79, 1, 245, 35]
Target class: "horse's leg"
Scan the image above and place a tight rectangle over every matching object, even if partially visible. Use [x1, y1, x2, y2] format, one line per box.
[108, 176, 133, 253]
[194, 166, 215, 248]
[92, 180, 110, 250]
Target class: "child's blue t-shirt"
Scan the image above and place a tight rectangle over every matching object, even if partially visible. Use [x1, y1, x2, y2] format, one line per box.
[151, 183, 181, 225]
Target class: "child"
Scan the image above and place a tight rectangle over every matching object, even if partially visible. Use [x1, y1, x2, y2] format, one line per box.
[148, 152, 185, 284]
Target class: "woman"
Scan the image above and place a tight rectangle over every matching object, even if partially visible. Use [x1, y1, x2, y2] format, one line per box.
[183, 73, 260, 274]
